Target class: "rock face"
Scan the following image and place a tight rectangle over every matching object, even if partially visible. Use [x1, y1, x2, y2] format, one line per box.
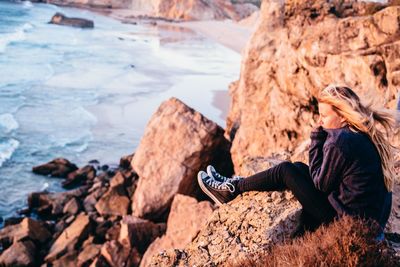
[118, 216, 166, 253]
[227, 0, 400, 173]
[140, 194, 214, 267]
[131, 97, 233, 220]
[49, 12, 94, 28]
[130, 0, 259, 20]
[40, 0, 131, 8]
[0, 240, 37, 267]
[149, 191, 301, 266]
[45, 213, 91, 262]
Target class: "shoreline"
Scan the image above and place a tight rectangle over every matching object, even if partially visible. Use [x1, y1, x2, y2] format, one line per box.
[104, 8, 256, 54]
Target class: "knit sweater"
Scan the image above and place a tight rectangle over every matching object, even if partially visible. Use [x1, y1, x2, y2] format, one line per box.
[309, 125, 392, 228]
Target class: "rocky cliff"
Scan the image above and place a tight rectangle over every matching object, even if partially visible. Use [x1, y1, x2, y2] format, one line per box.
[227, 0, 400, 173]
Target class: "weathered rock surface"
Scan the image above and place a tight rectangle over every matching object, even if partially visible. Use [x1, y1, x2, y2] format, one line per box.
[100, 240, 141, 267]
[28, 186, 88, 218]
[150, 191, 301, 266]
[49, 12, 94, 28]
[227, 0, 400, 173]
[0, 240, 37, 267]
[131, 97, 233, 220]
[62, 165, 96, 189]
[118, 216, 166, 253]
[46, 213, 91, 262]
[32, 158, 78, 178]
[95, 184, 130, 216]
[140, 194, 214, 267]
[0, 218, 51, 248]
[77, 244, 101, 267]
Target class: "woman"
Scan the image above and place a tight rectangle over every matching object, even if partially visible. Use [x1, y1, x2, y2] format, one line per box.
[198, 85, 398, 236]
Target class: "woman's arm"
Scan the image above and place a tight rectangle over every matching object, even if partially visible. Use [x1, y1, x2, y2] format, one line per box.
[309, 127, 347, 193]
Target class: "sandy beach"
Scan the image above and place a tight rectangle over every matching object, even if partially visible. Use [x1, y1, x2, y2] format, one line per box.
[107, 8, 258, 54]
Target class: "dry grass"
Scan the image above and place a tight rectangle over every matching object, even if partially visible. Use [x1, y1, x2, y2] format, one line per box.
[228, 216, 399, 267]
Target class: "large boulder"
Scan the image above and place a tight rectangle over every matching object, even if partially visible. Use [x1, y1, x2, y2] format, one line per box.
[118, 216, 166, 254]
[227, 0, 400, 173]
[28, 186, 88, 218]
[0, 240, 37, 267]
[0, 218, 51, 249]
[32, 158, 78, 178]
[49, 12, 94, 28]
[149, 190, 301, 266]
[45, 213, 92, 262]
[131, 97, 233, 220]
[95, 184, 130, 217]
[140, 194, 214, 267]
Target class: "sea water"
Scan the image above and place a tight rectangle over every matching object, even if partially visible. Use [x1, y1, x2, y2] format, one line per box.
[0, 0, 240, 221]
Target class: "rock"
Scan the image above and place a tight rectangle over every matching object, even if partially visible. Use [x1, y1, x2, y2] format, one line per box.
[0, 240, 37, 267]
[131, 97, 233, 220]
[118, 216, 166, 253]
[49, 12, 94, 28]
[119, 154, 134, 170]
[45, 213, 91, 262]
[141, 194, 214, 267]
[51, 251, 78, 267]
[94, 220, 113, 244]
[62, 165, 96, 189]
[100, 240, 141, 267]
[156, 0, 239, 21]
[109, 171, 125, 188]
[3, 217, 24, 227]
[234, 3, 259, 20]
[84, 187, 107, 213]
[32, 158, 78, 178]
[63, 197, 81, 215]
[105, 223, 121, 242]
[226, 0, 400, 173]
[0, 218, 51, 249]
[28, 186, 88, 218]
[77, 244, 102, 267]
[95, 184, 130, 216]
[149, 191, 301, 266]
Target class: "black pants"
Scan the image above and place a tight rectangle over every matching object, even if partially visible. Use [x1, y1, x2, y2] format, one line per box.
[237, 161, 337, 230]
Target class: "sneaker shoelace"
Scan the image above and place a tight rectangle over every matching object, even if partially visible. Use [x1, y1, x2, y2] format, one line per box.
[204, 176, 235, 193]
[212, 170, 242, 182]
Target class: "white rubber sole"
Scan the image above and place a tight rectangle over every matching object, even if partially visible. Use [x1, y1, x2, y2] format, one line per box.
[197, 171, 223, 206]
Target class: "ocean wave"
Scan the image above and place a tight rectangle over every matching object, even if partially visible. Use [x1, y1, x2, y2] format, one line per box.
[0, 139, 19, 167]
[0, 113, 19, 133]
[0, 23, 32, 53]
[22, 1, 33, 8]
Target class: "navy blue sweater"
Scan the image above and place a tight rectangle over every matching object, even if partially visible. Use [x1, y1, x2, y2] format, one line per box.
[309, 126, 392, 229]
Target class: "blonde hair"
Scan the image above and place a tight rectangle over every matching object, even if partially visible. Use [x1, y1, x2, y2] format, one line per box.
[318, 85, 399, 192]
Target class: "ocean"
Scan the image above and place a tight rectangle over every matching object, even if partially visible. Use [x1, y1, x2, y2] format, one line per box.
[0, 0, 240, 222]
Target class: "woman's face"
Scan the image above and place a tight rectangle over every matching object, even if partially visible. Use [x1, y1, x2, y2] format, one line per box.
[317, 102, 346, 129]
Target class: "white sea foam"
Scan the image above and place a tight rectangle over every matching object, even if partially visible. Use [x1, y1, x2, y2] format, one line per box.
[22, 1, 33, 8]
[0, 113, 19, 134]
[0, 24, 29, 53]
[0, 139, 19, 167]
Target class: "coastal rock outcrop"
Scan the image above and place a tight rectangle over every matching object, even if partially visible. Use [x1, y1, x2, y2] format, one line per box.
[32, 158, 78, 178]
[49, 12, 94, 28]
[131, 97, 233, 221]
[140, 194, 214, 267]
[129, 0, 259, 21]
[227, 0, 400, 173]
[149, 190, 301, 266]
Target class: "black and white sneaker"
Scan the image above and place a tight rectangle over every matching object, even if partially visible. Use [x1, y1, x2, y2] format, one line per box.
[197, 171, 237, 206]
[207, 165, 243, 183]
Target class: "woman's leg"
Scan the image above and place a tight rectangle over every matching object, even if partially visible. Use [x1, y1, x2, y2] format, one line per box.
[237, 161, 336, 225]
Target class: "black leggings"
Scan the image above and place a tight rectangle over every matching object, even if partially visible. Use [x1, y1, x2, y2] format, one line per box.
[237, 161, 337, 229]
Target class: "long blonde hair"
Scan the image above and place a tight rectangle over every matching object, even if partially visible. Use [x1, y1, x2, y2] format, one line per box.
[318, 85, 399, 192]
